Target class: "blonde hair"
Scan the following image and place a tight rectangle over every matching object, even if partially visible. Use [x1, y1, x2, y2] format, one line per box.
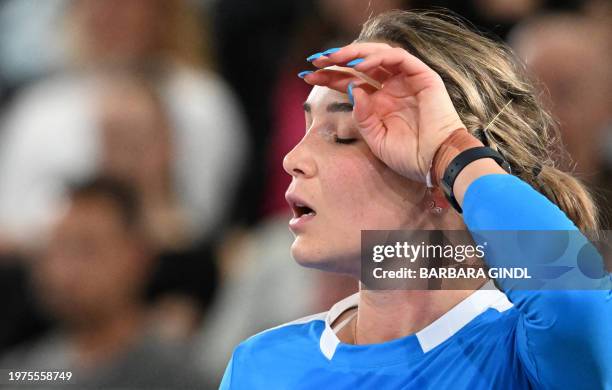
[358, 10, 600, 232]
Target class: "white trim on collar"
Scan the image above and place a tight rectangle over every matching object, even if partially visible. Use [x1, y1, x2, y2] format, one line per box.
[320, 293, 359, 360]
[416, 282, 513, 352]
[319, 281, 513, 359]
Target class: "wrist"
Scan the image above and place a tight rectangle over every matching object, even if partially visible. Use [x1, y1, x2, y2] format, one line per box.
[453, 158, 507, 207]
[431, 128, 484, 187]
[433, 130, 511, 213]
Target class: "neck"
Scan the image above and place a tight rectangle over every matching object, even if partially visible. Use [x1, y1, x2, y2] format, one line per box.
[68, 305, 145, 368]
[353, 288, 474, 345]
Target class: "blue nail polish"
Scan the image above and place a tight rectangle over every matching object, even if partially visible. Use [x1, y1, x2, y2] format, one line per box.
[347, 82, 354, 105]
[322, 47, 341, 56]
[297, 71, 313, 79]
[306, 52, 324, 62]
[346, 58, 365, 67]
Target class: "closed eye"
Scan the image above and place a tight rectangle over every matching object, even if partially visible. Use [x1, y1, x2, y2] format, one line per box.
[334, 136, 357, 145]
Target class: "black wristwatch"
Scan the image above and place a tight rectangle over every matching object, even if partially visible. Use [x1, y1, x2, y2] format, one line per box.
[440, 146, 511, 213]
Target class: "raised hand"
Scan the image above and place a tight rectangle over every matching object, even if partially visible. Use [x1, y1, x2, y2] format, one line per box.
[302, 43, 465, 184]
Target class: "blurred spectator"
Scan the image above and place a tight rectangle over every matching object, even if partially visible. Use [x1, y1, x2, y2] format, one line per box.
[509, 13, 612, 227]
[0, 69, 246, 252]
[0, 0, 247, 253]
[97, 73, 190, 251]
[0, 0, 238, 378]
[0, 177, 212, 388]
[95, 74, 221, 343]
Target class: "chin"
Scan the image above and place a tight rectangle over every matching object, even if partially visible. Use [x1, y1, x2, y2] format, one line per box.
[289, 236, 321, 268]
[290, 236, 359, 276]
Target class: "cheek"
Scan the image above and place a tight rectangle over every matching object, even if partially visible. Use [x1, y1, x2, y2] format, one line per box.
[320, 154, 416, 229]
[320, 160, 366, 222]
[289, 157, 373, 272]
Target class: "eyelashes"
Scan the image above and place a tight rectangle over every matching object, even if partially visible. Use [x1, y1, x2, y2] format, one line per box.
[316, 124, 358, 145]
[334, 135, 357, 145]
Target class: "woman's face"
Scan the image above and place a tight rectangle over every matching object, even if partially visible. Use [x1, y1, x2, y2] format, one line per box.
[283, 86, 430, 276]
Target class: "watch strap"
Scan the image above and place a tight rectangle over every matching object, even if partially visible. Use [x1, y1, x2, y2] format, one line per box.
[440, 146, 511, 213]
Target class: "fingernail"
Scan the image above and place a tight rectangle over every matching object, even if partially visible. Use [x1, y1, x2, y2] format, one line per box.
[297, 70, 313, 79]
[306, 52, 324, 62]
[347, 82, 354, 105]
[346, 58, 365, 67]
[307, 47, 341, 62]
[321, 47, 341, 56]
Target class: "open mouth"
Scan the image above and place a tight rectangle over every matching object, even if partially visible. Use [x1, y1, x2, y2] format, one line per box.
[292, 203, 316, 219]
[286, 192, 317, 230]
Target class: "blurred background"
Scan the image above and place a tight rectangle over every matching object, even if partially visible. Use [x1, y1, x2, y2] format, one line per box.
[0, 0, 609, 388]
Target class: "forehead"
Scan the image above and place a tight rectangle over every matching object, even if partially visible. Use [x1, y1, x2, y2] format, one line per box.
[305, 86, 350, 108]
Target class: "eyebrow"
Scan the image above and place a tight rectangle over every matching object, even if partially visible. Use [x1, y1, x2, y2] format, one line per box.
[302, 102, 353, 113]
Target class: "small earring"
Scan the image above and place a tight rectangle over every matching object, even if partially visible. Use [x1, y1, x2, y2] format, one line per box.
[428, 200, 443, 214]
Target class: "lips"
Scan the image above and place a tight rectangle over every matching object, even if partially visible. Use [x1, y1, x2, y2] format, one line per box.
[286, 193, 317, 230]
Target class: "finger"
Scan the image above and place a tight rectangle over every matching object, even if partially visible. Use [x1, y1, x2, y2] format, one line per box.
[310, 42, 393, 68]
[367, 66, 394, 84]
[319, 66, 383, 89]
[351, 84, 385, 150]
[351, 84, 373, 125]
[350, 47, 442, 92]
[342, 63, 393, 86]
[303, 70, 378, 95]
[312, 42, 431, 78]
[309, 48, 393, 84]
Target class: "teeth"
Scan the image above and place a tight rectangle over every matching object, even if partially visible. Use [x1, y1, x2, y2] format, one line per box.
[292, 201, 315, 217]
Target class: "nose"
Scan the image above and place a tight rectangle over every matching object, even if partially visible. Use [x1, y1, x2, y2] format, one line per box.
[283, 137, 317, 178]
